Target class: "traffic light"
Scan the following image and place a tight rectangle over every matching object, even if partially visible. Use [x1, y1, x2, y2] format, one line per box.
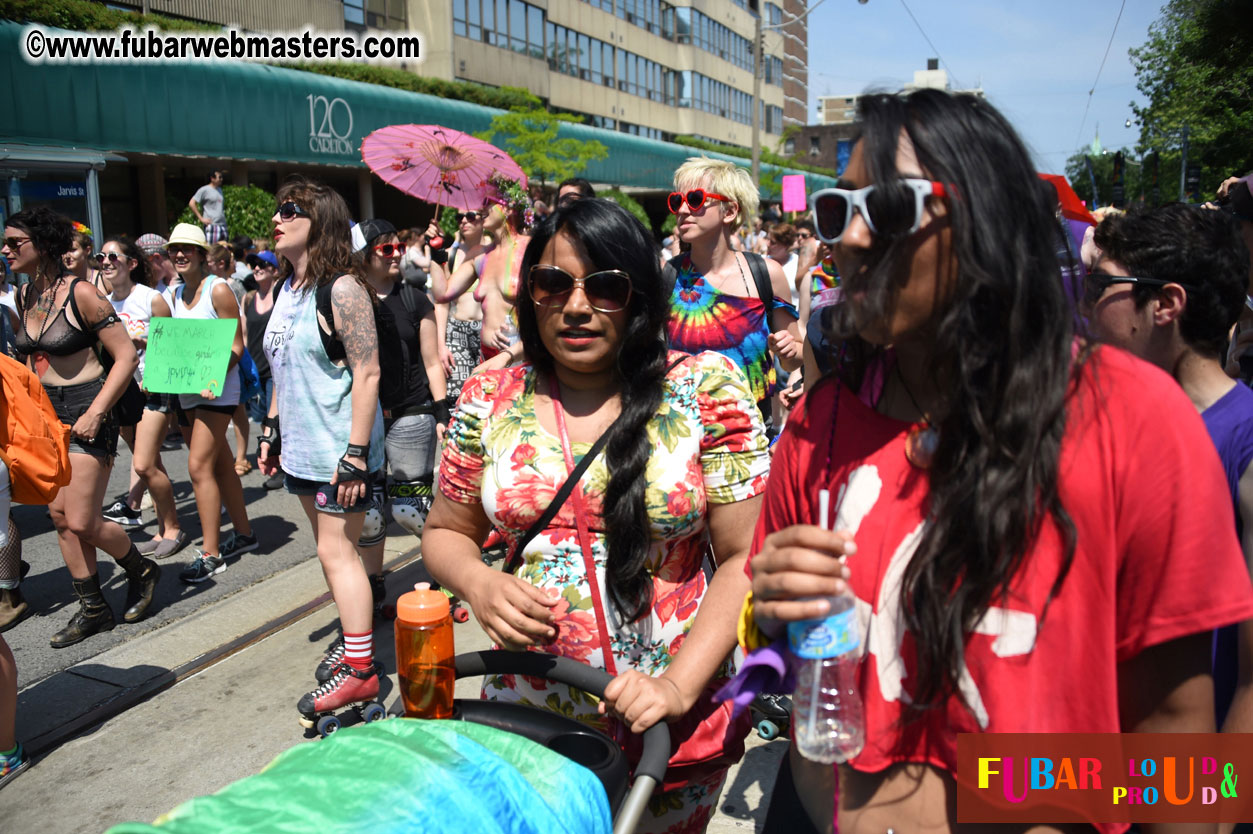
[1186, 163, 1202, 202]
[1111, 151, 1125, 208]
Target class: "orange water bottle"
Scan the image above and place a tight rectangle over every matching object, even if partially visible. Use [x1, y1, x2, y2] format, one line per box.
[395, 582, 456, 718]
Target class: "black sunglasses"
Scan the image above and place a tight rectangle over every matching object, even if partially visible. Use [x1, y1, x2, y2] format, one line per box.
[1082, 273, 1199, 307]
[93, 252, 129, 266]
[455, 211, 480, 223]
[277, 202, 310, 222]
[528, 265, 633, 313]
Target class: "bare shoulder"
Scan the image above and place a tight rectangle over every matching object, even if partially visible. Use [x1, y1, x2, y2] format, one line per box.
[329, 274, 369, 307]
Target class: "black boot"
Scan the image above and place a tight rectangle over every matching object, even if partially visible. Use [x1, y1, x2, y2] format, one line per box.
[50, 575, 115, 648]
[369, 573, 393, 621]
[116, 545, 161, 623]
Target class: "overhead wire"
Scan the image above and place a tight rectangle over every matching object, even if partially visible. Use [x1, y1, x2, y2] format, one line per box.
[1073, 0, 1128, 150]
[897, 0, 963, 90]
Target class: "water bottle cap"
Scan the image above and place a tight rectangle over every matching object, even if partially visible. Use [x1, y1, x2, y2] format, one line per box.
[396, 582, 451, 624]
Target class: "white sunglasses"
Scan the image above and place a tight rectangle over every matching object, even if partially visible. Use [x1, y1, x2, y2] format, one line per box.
[809, 178, 948, 244]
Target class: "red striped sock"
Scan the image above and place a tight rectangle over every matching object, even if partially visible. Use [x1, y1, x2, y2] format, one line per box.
[342, 631, 373, 672]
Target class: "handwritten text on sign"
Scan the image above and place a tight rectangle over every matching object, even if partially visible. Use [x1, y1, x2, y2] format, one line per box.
[143, 317, 236, 396]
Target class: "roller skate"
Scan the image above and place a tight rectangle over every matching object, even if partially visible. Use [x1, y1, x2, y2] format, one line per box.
[750, 693, 793, 740]
[298, 662, 385, 738]
[370, 573, 395, 621]
[440, 585, 470, 623]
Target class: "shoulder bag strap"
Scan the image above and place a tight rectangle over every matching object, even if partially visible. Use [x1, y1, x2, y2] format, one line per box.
[743, 252, 775, 317]
[503, 356, 687, 574]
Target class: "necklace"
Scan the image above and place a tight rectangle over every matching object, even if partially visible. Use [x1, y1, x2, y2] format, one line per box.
[33, 273, 61, 316]
[895, 363, 939, 470]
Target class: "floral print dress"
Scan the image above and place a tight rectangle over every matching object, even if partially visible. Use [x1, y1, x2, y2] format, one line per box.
[439, 350, 770, 833]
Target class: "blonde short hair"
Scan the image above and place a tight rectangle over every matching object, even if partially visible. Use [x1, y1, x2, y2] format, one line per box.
[673, 157, 759, 232]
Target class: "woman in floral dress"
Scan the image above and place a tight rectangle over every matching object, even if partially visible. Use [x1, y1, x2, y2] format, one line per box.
[424, 198, 770, 834]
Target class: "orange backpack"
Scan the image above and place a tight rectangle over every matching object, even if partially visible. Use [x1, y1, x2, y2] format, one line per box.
[0, 352, 72, 505]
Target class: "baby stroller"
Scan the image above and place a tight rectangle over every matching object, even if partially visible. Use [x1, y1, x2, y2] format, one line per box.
[105, 651, 668, 834]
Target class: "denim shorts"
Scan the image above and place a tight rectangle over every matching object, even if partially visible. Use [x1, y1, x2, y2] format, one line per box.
[46, 378, 119, 458]
[144, 391, 172, 413]
[383, 412, 438, 483]
[285, 472, 379, 514]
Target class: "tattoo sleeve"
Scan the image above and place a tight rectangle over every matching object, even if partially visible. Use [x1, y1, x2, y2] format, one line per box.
[330, 276, 379, 376]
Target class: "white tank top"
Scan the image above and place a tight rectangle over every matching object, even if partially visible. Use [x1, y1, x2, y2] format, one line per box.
[173, 275, 241, 408]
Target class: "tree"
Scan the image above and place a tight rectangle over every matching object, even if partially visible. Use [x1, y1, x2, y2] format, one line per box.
[476, 107, 608, 188]
[1064, 147, 1152, 209]
[174, 184, 277, 242]
[1128, 0, 1253, 194]
[599, 189, 653, 234]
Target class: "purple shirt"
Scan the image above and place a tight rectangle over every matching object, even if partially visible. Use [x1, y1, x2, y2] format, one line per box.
[1201, 381, 1253, 727]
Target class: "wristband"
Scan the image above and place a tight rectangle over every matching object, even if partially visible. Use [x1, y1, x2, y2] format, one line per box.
[345, 442, 369, 459]
[337, 455, 370, 483]
[258, 424, 281, 457]
[433, 399, 451, 425]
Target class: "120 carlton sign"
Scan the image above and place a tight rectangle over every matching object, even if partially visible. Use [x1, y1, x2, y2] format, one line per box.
[306, 94, 354, 156]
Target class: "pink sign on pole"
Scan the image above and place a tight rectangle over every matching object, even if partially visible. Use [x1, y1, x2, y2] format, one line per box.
[781, 175, 807, 213]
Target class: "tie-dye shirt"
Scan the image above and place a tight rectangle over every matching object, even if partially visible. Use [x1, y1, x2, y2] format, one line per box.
[666, 253, 798, 404]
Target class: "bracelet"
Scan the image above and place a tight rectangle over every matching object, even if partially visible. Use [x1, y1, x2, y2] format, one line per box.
[336, 455, 370, 483]
[345, 442, 369, 459]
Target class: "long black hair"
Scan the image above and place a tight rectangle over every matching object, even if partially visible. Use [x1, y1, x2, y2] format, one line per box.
[826, 89, 1081, 721]
[516, 198, 672, 623]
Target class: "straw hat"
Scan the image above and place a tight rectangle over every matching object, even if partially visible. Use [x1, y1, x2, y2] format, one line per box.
[165, 223, 209, 251]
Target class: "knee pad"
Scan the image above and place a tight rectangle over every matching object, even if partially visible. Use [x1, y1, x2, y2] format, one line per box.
[389, 479, 433, 537]
[356, 483, 387, 547]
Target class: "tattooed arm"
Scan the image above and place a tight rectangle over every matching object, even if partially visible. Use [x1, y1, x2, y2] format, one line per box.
[330, 274, 380, 505]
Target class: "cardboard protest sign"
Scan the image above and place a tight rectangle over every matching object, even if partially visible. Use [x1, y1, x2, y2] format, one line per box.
[143, 317, 236, 396]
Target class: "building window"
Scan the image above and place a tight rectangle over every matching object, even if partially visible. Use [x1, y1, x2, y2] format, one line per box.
[809, 135, 820, 155]
[784, 137, 795, 155]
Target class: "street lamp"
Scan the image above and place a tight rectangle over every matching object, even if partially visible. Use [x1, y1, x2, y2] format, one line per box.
[750, 0, 838, 185]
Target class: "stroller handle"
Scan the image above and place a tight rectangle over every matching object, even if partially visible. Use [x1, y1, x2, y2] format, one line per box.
[454, 650, 671, 784]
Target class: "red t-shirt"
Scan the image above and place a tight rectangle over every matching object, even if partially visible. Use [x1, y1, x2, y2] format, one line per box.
[752, 346, 1253, 777]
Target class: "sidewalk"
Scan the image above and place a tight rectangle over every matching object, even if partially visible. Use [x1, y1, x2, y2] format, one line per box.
[3, 543, 784, 832]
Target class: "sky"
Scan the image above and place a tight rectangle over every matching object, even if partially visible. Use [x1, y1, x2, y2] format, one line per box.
[803, 0, 1165, 173]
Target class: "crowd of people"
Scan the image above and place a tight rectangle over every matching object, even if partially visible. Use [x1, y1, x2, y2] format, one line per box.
[2, 87, 1253, 834]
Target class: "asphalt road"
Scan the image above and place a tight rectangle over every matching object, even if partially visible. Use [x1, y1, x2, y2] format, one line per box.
[6, 428, 325, 687]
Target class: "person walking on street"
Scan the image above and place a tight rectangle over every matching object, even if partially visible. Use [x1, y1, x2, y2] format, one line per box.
[1, 208, 161, 647]
[257, 178, 386, 727]
[100, 236, 188, 559]
[243, 250, 283, 490]
[164, 224, 256, 583]
[190, 170, 228, 245]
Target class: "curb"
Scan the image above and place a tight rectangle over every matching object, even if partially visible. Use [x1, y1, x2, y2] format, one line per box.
[24, 546, 423, 757]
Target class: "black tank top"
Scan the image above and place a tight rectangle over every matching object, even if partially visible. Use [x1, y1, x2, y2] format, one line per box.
[14, 277, 117, 357]
[244, 283, 278, 380]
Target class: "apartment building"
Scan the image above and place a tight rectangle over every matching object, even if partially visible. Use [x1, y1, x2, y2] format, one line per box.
[115, 0, 801, 150]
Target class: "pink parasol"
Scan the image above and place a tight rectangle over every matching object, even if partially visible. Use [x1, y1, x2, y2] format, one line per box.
[361, 124, 527, 211]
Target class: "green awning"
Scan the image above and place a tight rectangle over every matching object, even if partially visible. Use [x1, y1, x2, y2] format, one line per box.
[0, 20, 836, 195]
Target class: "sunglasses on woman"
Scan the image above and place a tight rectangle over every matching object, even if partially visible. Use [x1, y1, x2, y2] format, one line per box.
[528, 265, 633, 313]
[373, 242, 407, 257]
[277, 201, 310, 222]
[93, 252, 129, 266]
[667, 189, 731, 214]
[1081, 273, 1199, 308]
[455, 211, 480, 223]
[809, 178, 948, 244]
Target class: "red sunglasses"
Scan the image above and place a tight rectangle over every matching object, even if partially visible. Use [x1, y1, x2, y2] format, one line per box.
[373, 242, 407, 257]
[667, 189, 731, 214]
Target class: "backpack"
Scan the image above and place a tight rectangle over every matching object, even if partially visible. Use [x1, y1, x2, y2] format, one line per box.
[662, 251, 776, 318]
[0, 352, 72, 505]
[314, 279, 417, 412]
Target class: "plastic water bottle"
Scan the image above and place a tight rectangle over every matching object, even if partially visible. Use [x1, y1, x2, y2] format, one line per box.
[395, 583, 456, 719]
[788, 487, 864, 764]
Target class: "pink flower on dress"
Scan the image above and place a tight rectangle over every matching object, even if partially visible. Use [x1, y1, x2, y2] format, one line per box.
[495, 473, 560, 529]
[511, 443, 538, 470]
[666, 488, 694, 520]
[668, 631, 687, 656]
[543, 597, 600, 665]
[653, 571, 704, 624]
